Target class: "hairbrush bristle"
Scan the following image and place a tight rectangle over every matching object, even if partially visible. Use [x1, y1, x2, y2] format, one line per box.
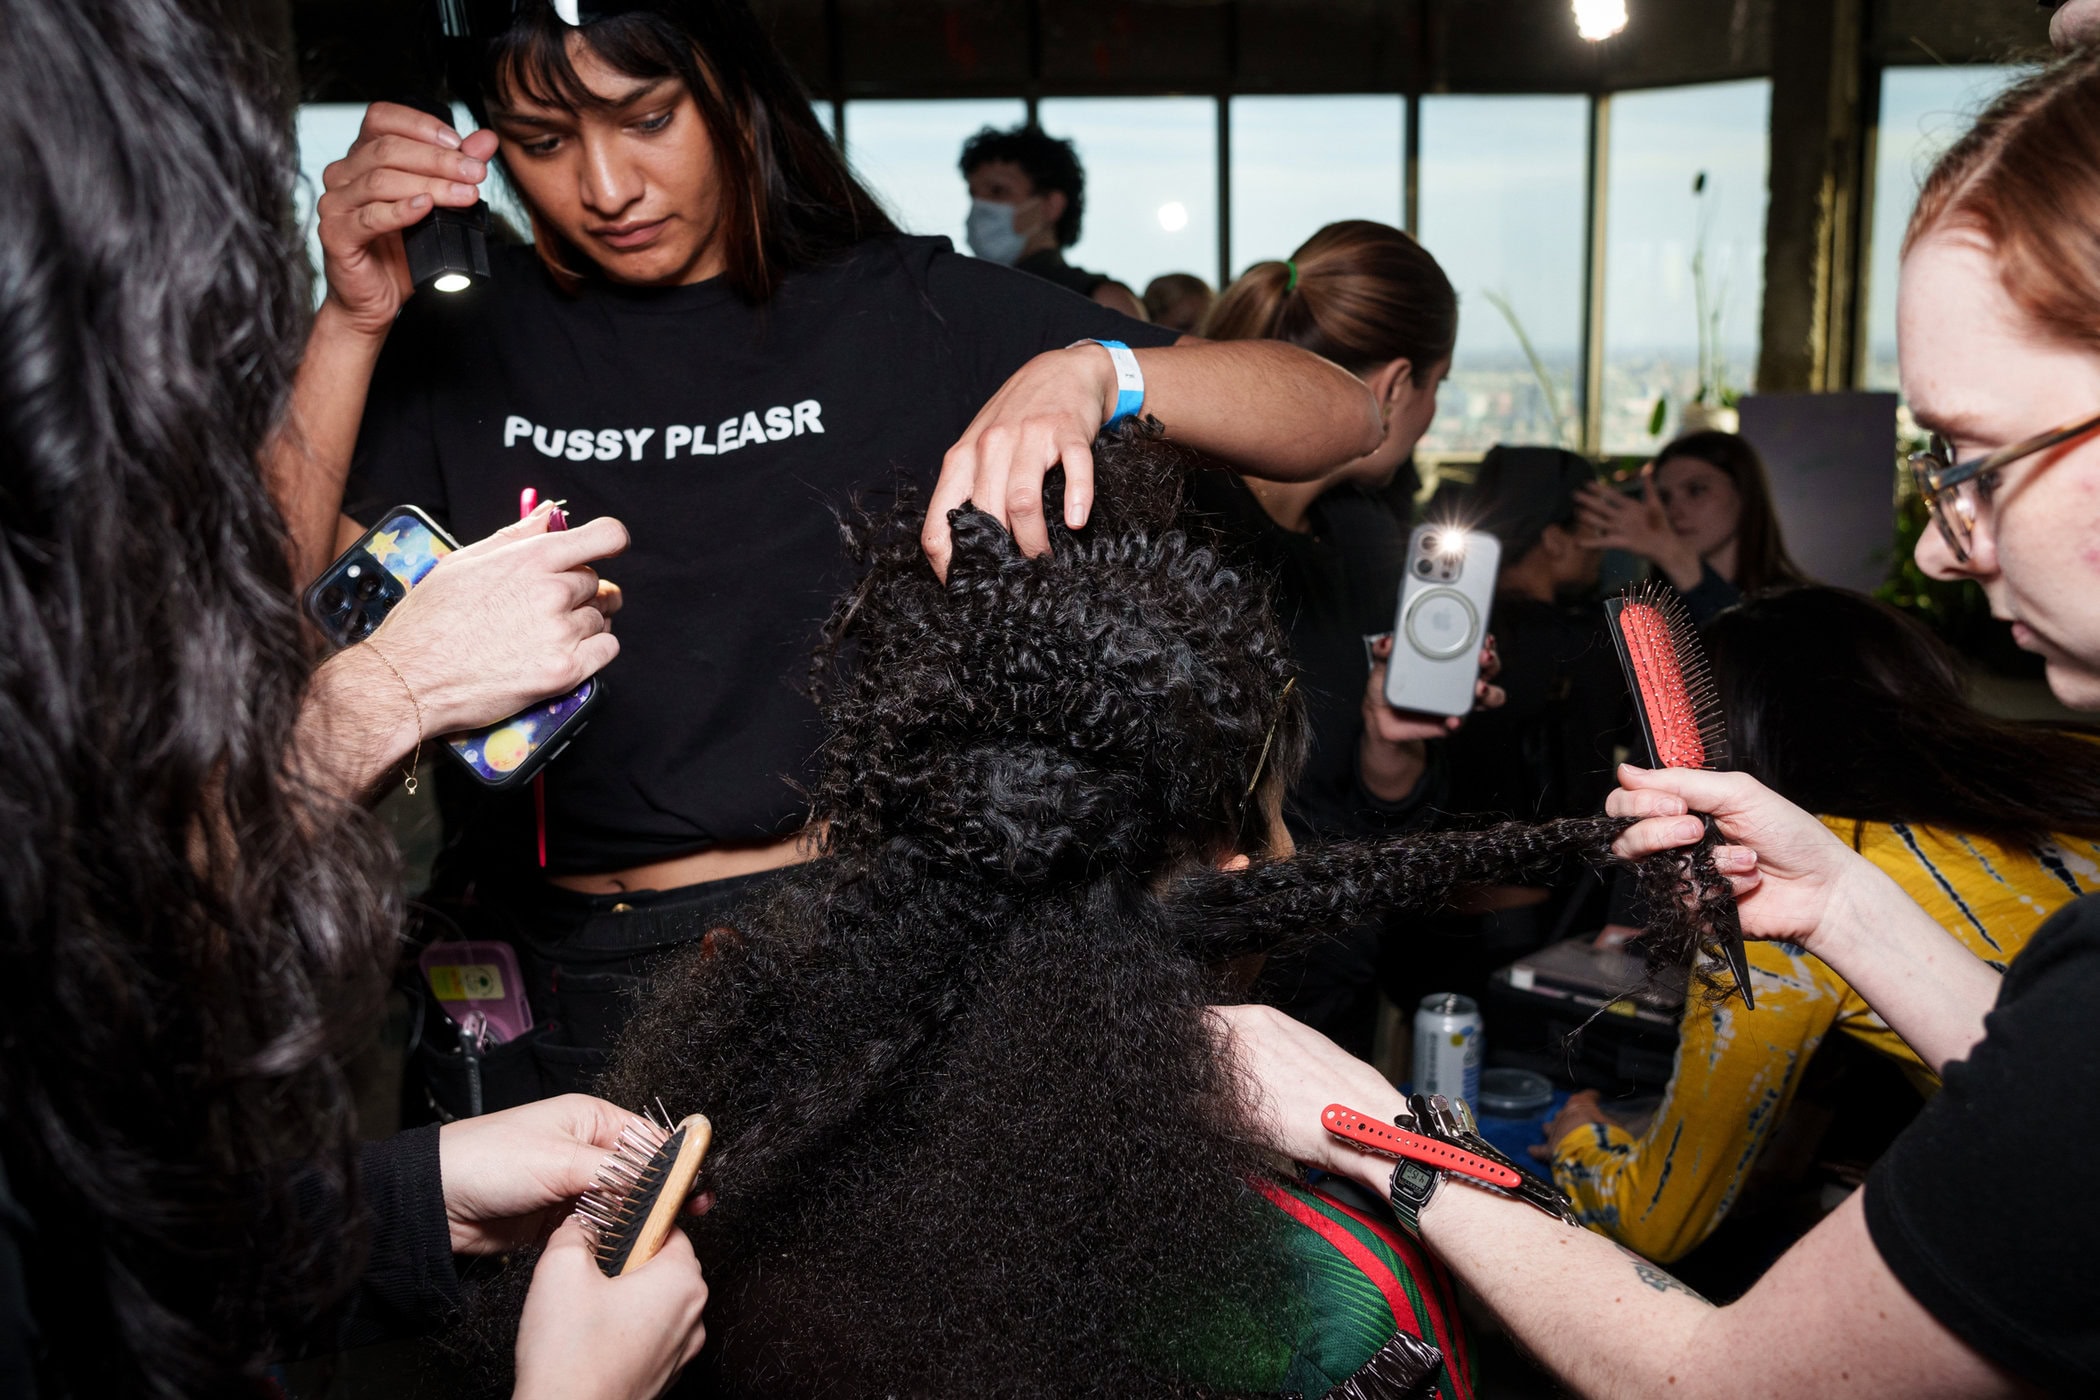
[1603, 583, 1754, 1010]
[574, 1106, 713, 1277]
[1606, 582, 1729, 772]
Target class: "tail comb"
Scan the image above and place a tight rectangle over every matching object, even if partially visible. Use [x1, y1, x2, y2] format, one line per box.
[574, 1101, 713, 1277]
[1603, 584, 1753, 1009]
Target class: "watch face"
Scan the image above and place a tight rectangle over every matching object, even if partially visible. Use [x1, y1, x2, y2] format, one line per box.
[1397, 1161, 1437, 1194]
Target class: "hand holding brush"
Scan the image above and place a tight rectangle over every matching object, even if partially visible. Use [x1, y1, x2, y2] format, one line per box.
[1607, 763, 2008, 1073]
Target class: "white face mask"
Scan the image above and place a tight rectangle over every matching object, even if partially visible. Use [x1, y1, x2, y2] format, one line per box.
[966, 199, 1032, 265]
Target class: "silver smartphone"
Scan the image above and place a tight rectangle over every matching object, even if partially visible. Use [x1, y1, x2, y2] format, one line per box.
[1383, 524, 1500, 718]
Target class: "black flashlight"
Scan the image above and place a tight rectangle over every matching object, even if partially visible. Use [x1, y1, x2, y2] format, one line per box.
[398, 94, 492, 295]
[405, 200, 491, 294]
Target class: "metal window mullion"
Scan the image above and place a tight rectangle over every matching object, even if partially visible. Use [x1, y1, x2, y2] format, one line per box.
[1580, 92, 1611, 458]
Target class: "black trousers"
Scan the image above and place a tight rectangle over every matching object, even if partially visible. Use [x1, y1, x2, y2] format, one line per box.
[412, 868, 781, 1119]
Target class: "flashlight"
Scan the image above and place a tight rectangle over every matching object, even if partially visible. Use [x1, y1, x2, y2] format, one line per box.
[405, 199, 492, 294]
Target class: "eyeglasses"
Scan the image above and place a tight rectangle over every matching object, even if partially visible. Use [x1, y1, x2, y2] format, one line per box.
[1906, 409, 2100, 562]
[437, 0, 666, 39]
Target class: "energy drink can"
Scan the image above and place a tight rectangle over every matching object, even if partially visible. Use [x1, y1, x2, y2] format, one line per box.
[1413, 993, 1483, 1109]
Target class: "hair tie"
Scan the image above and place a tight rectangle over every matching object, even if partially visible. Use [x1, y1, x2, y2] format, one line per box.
[1284, 259, 1299, 292]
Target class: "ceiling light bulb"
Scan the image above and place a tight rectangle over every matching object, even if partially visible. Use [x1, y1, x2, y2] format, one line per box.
[1157, 201, 1189, 233]
[1573, 0, 1628, 42]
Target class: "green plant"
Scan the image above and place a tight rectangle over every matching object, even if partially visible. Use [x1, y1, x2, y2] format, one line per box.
[1481, 288, 1577, 451]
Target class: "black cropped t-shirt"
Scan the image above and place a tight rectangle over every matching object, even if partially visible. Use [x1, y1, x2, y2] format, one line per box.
[346, 235, 1173, 874]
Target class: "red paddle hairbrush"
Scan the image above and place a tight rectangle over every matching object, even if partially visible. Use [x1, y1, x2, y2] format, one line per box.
[1604, 583, 1754, 1009]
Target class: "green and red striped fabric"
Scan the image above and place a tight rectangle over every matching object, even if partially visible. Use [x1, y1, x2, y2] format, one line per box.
[1253, 1177, 1474, 1400]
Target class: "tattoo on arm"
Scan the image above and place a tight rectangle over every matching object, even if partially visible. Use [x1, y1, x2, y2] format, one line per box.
[1614, 1243, 1711, 1305]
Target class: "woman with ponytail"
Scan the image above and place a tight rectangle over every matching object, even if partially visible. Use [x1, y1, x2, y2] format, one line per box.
[1192, 221, 1481, 1052]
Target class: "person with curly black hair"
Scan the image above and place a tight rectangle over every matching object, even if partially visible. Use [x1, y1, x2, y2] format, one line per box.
[456, 424, 1743, 1399]
[960, 122, 1147, 317]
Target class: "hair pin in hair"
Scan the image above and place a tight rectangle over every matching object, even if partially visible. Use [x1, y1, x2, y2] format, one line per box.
[1604, 583, 1753, 1008]
[1245, 676, 1297, 798]
[574, 1105, 713, 1277]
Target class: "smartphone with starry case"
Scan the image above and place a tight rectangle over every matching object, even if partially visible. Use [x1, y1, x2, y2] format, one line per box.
[303, 505, 601, 790]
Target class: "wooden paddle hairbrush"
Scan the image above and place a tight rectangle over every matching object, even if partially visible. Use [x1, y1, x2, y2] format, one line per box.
[574, 1102, 713, 1277]
[1603, 583, 1754, 1009]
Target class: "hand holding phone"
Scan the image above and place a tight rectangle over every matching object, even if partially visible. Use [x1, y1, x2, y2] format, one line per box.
[1383, 524, 1500, 719]
[304, 504, 627, 788]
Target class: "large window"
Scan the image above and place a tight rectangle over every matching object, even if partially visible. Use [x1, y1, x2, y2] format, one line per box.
[1416, 95, 1589, 456]
[1863, 66, 2028, 391]
[1036, 97, 1219, 291]
[1601, 79, 1771, 454]
[1228, 95, 1404, 276]
[841, 99, 1027, 250]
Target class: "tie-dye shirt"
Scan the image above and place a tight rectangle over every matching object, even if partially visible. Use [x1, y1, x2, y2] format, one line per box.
[1551, 819, 2100, 1263]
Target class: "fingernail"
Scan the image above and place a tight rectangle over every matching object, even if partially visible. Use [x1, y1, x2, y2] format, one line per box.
[450, 182, 478, 200]
[409, 194, 431, 209]
[1620, 762, 1648, 776]
[435, 127, 462, 149]
[460, 158, 486, 178]
[1679, 818, 1706, 840]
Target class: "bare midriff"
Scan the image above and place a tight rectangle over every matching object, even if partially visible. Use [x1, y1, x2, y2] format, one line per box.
[546, 826, 822, 896]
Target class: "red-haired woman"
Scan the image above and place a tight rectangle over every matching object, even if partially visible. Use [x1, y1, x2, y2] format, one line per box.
[1224, 43, 2100, 1398]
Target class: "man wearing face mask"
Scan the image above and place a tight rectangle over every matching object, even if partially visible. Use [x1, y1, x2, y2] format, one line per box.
[960, 124, 1147, 319]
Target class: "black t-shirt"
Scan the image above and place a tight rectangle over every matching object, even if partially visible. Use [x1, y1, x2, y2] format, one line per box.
[347, 236, 1173, 873]
[1017, 248, 1110, 299]
[1864, 891, 2100, 1393]
[1182, 470, 1427, 841]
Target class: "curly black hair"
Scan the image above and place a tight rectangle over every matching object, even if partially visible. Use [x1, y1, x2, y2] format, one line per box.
[469, 427, 1738, 1396]
[960, 124, 1087, 248]
[1, 1, 398, 1394]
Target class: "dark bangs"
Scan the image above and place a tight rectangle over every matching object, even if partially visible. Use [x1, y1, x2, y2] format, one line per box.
[462, 1, 895, 300]
[487, 10, 691, 117]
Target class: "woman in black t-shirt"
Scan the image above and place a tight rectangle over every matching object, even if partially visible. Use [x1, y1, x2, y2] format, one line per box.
[272, 0, 1380, 1104]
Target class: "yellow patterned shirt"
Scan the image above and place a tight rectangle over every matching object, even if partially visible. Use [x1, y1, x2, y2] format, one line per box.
[1551, 820, 2100, 1263]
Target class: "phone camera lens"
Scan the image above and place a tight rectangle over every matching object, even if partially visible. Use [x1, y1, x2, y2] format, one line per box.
[351, 612, 380, 640]
[1414, 558, 1435, 576]
[317, 584, 349, 615]
[353, 572, 382, 600]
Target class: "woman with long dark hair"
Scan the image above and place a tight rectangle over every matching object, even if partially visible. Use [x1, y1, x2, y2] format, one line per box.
[1545, 586, 2100, 1262]
[274, 0, 1381, 1105]
[1575, 429, 1807, 621]
[481, 425, 1746, 1398]
[0, 1, 703, 1393]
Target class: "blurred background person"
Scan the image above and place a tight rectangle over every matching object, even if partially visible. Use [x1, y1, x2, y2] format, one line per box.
[1576, 428, 1807, 622]
[1546, 586, 2100, 1263]
[1388, 447, 1639, 1012]
[1144, 271, 1215, 334]
[960, 122, 1146, 318]
[1191, 220, 1491, 1056]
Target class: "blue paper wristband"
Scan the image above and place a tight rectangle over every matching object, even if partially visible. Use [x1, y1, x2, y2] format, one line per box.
[1073, 338, 1146, 426]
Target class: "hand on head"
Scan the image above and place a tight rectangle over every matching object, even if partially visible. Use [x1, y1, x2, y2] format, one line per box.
[922, 343, 1118, 577]
[1574, 465, 1702, 586]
